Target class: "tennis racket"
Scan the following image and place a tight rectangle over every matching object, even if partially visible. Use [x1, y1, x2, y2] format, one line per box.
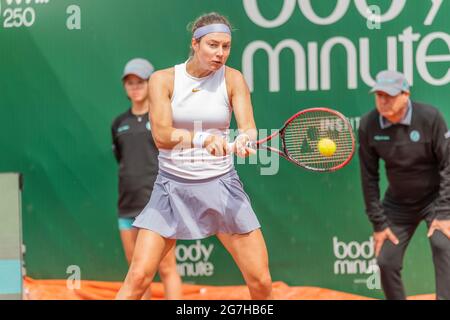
[233, 107, 355, 172]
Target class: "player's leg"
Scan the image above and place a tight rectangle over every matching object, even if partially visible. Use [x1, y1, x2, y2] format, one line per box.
[376, 221, 418, 300]
[116, 229, 175, 299]
[158, 244, 183, 300]
[426, 220, 450, 300]
[217, 229, 272, 300]
[118, 218, 138, 264]
[118, 218, 154, 299]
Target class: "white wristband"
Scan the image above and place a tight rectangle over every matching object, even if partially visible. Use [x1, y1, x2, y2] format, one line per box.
[193, 131, 212, 148]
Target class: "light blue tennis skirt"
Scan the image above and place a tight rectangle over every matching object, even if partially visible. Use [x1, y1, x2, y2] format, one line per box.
[132, 169, 261, 240]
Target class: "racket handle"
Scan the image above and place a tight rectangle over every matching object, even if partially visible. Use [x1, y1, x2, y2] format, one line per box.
[227, 141, 257, 153]
[246, 141, 257, 149]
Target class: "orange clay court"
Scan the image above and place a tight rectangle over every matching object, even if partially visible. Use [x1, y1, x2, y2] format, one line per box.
[23, 278, 434, 300]
[1, 1, 450, 302]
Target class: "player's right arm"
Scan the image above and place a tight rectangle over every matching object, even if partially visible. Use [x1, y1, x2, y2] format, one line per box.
[148, 68, 194, 150]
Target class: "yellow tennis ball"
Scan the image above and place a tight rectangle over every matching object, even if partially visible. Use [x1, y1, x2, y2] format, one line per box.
[318, 138, 336, 157]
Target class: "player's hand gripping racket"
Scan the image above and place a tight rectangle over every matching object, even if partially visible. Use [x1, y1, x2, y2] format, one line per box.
[231, 108, 355, 172]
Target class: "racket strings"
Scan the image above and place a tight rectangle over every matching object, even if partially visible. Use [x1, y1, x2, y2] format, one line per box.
[283, 111, 354, 170]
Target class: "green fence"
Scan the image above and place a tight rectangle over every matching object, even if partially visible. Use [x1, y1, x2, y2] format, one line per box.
[1, 0, 449, 298]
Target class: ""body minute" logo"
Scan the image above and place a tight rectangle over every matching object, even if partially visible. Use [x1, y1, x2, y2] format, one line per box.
[176, 240, 215, 277]
[332, 236, 381, 290]
[333, 236, 377, 275]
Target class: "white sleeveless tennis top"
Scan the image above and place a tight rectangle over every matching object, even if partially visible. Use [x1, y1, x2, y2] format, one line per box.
[158, 62, 233, 179]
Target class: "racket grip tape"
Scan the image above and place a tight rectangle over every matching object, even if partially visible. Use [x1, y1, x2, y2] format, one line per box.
[227, 141, 257, 153]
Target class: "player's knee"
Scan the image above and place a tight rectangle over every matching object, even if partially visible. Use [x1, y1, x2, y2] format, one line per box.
[128, 268, 152, 289]
[248, 272, 272, 294]
[159, 253, 178, 277]
[158, 263, 178, 279]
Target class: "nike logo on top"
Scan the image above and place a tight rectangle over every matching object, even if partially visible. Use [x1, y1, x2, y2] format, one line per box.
[192, 88, 201, 93]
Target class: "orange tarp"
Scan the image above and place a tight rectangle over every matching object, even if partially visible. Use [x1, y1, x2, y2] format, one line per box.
[23, 277, 434, 300]
[24, 277, 370, 300]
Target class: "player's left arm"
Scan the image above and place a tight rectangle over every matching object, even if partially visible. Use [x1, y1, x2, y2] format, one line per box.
[226, 67, 257, 157]
[428, 110, 450, 239]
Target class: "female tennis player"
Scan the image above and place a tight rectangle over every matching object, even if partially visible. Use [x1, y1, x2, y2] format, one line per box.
[116, 13, 273, 300]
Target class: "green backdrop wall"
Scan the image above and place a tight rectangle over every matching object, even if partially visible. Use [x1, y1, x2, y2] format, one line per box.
[1, 0, 449, 298]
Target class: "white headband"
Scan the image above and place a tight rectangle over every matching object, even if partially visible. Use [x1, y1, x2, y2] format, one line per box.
[193, 23, 231, 39]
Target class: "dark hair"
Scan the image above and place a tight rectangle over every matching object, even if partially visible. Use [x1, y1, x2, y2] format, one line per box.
[187, 12, 233, 56]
